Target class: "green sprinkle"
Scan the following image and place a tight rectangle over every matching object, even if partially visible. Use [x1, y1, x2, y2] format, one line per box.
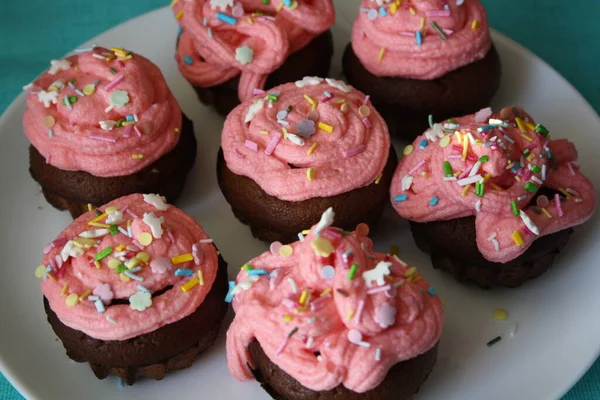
[116, 264, 127, 274]
[348, 264, 359, 280]
[535, 124, 549, 136]
[69, 78, 76, 84]
[443, 161, 453, 177]
[109, 67, 117, 74]
[475, 182, 484, 197]
[532, 165, 541, 173]
[523, 149, 530, 156]
[94, 247, 113, 261]
[267, 94, 278, 101]
[94, 209, 103, 216]
[524, 182, 538, 193]
[478, 155, 489, 162]
[242, 263, 254, 271]
[428, 114, 434, 128]
[487, 336, 502, 347]
[512, 106, 520, 117]
[511, 200, 519, 216]
[288, 327, 299, 338]
[262, 0, 270, 4]
[116, 119, 124, 128]
[430, 22, 447, 40]
[110, 225, 119, 235]
[62, 96, 78, 105]
[448, 118, 456, 124]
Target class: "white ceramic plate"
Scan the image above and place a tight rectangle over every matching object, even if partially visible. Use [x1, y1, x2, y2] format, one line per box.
[1, 3, 599, 400]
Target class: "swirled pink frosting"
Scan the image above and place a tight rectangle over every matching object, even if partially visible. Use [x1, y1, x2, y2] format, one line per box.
[173, 0, 335, 101]
[390, 107, 596, 263]
[226, 214, 443, 392]
[221, 78, 391, 201]
[351, 0, 491, 79]
[39, 194, 218, 341]
[23, 48, 181, 177]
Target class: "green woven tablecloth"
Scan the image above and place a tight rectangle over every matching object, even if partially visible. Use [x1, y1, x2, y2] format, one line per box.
[1, 0, 599, 398]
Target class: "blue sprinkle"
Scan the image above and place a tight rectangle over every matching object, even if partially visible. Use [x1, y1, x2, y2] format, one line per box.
[247, 269, 268, 276]
[367, 8, 378, 20]
[511, 162, 521, 173]
[483, 141, 494, 147]
[419, 139, 428, 149]
[394, 194, 408, 202]
[477, 125, 496, 132]
[283, 0, 292, 6]
[429, 195, 440, 206]
[124, 270, 143, 281]
[68, 81, 75, 89]
[175, 268, 194, 276]
[379, 7, 387, 16]
[225, 281, 236, 303]
[183, 55, 193, 65]
[126, 115, 134, 122]
[216, 12, 237, 25]
[94, 300, 105, 313]
[48, 129, 54, 138]
[129, 266, 142, 273]
[178, 26, 183, 36]
[416, 30, 422, 46]
[137, 284, 152, 293]
[427, 287, 436, 296]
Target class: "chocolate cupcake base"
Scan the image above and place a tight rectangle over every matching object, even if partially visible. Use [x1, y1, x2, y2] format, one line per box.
[342, 44, 501, 141]
[248, 340, 438, 400]
[410, 218, 573, 289]
[192, 30, 334, 117]
[30, 113, 197, 219]
[44, 255, 228, 385]
[217, 147, 398, 243]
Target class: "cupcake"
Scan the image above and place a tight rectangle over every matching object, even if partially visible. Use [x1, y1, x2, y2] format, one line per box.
[343, 0, 501, 140]
[24, 47, 196, 218]
[218, 77, 397, 243]
[226, 208, 443, 399]
[172, 0, 335, 116]
[35, 193, 228, 385]
[390, 106, 596, 288]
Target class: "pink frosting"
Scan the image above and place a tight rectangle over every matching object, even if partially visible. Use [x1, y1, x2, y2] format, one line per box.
[390, 107, 596, 263]
[221, 79, 391, 201]
[39, 194, 218, 341]
[226, 213, 443, 392]
[351, 0, 491, 79]
[23, 48, 181, 177]
[173, 0, 335, 101]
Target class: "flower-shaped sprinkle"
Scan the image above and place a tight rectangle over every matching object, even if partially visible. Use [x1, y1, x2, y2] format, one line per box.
[93, 283, 114, 305]
[295, 76, 323, 88]
[374, 302, 397, 329]
[235, 45, 254, 65]
[129, 291, 152, 311]
[109, 90, 129, 108]
[150, 257, 172, 274]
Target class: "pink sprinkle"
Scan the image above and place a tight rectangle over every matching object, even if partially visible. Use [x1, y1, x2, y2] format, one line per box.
[192, 243, 203, 265]
[321, 229, 340, 241]
[134, 126, 143, 137]
[167, 229, 176, 243]
[571, 161, 580, 169]
[252, 88, 265, 96]
[458, 164, 473, 179]
[555, 193, 564, 217]
[568, 162, 576, 176]
[118, 60, 125, 67]
[467, 154, 478, 162]
[276, 337, 289, 356]
[447, 155, 462, 159]
[321, 95, 332, 103]
[363, 95, 370, 105]
[233, 148, 245, 159]
[367, 285, 391, 295]
[408, 160, 426, 175]
[269, 269, 282, 291]
[125, 209, 139, 219]
[310, 294, 331, 311]
[123, 124, 133, 138]
[354, 299, 366, 323]
[523, 170, 533, 181]
[524, 143, 537, 151]
[89, 133, 117, 142]
[566, 188, 581, 196]
[343, 144, 366, 158]
[427, 10, 451, 16]
[362, 118, 372, 128]
[132, 240, 145, 250]
[443, 29, 454, 35]
[324, 228, 342, 239]
[104, 74, 124, 91]
[452, 145, 463, 152]
[244, 140, 258, 151]
[55, 255, 63, 269]
[45, 154, 51, 164]
[401, 31, 416, 36]
[282, 298, 296, 309]
[265, 132, 282, 155]
[475, 107, 493, 123]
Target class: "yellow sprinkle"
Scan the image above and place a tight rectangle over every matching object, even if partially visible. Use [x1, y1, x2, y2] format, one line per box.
[47, 273, 56, 281]
[475, 139, 484, 145]
[346, 310, 355, 321]
[88, 222, 110, 228]
[120, 273, 131, 282]
[259, 129, 268, 135]
[247, 17, 254, 24]
[175, 10, 183, 20]
[302, 229, 311, 235]
[136, 252, 151, 263]
[521, 133, 534, 142]
[317, 122, 333, 133]
[320, 287, 332, 297]
[334, 99, 346, 104]
[374, 174, 383, 184]
[390, 245, 398, 256]
[94, 261, 101, 269]
[461, 184, 472, 197]
[34, 265, 46, 278]
[527, 153, 536, 162]
[279, 245, 294, 257]
[73, 238, 95, 248]
[172, 253, 194, 265]
[276, 1, 284, 11]
[439, 135, 451, 148]
[454, 171, 461, 177]
[79, 289, 92, 302]
[514, 175, 522, 182]
[299, 290, 309, 306]
[87, 203, 93, 212]
[138, 232, 153, 246]
[108, 259, 121, 269]
[403, 144, 414, 155]
[471, 20, 479, 30]
[494, 309, 508, 320]
[303, 94, 317, 111]
[483, 173, 492, 183]
[83, 84, 96, 96]
[116, 244, 125, 251]
[126, 257, 141, 270]
[198, 270, 205, 285]
[282, 127, 288, 139]
[307, 142, 318, 156]
[515, 117, 527, 133]
[461, 134, 469, 161]
[311, 237, 334, 257]
[132, 154, 144, 159]
[390, 3, 398, 14]
[181, 278, 200, 293]
[65, 293, 79, 307]
[412, 275, 422, 283]
[283, 315, 293, 322]
[378, 47, 386, 63]
[89, 212, 107, 224]
[455, 131, 462, 143]
[121, 121, 135, 126]
[170, 0, 178, 8]
[524, 121, 536, 131]
[404, 267, 417, 278]
[61, 284, 69, 296]
[541, 207, 553, 218]
[558, 188, 572, 199]
[409, 6, 416, 15]
[490, 183, 502, 191]
[105, 206, 118, 214]
[512, 231, 524, 246]
[420, 17, 426, 30]
[307, 167, 316, 181]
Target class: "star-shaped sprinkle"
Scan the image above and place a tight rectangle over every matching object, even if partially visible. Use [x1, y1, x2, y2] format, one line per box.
[37, 90, 59, 108]
[93, 283, 114, 305]
[48, 59, 71, 75]
[235, 45, 254, 65]
[143, 212, 164, 238]
[143, 194, 169, 211]
[129, 291, 152, 311]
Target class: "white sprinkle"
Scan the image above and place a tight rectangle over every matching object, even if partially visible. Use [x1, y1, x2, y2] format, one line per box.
[542, 164, 547, 181]
[467, 132, 476, 145]
[244, 98, 265, 123]
[457, 175, 482, 186]
[106, 316, 117, 324]
[375, 348, 382, 361]
[491, 239, 500, 251]
[488, 232, 497, 241]
[489, 118, 508, 128]
[118, 227, 130, 237]
[298, 232, 305, 242]
[469, 161, 482, 177]
[575, 198, 583, 203]
[94, 300, 105, 313]
[357, 341, 372, 348]
[531, 176, 543, 185]
[92, 53, 106, 60]
[308, 317, 316, 324]
[508, 323, 518, 337]
[443, 123, 460, 130]
[443, 176, 457, 181]
[401, 175, 414, 191]
[517, 195, 528, 202]
[306, 336, 314, 349]
[520, 210, 540, 235]
[392, 255, 407, 266]
[79, 229, 110, 238]
[475, 200, 482, 213]
[124, 271, 143, 281]
[87, 295, 99, 301]
[288, 278, 298, 294]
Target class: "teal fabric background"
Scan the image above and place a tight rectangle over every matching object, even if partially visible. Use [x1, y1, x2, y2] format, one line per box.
[0, 0, 598, 399]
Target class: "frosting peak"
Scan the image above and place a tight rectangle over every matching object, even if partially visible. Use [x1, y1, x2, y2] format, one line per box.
[23, 48, 182, 177]
[351, 0, 491, 79]
[226, 209, 443, 392]
[173, 0, 335, 101]
[221, 79, 391, 201]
